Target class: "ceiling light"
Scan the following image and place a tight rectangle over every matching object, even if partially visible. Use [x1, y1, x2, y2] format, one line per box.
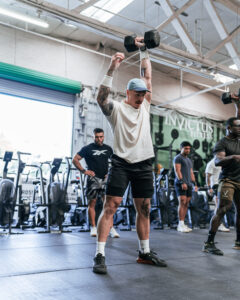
[0, 7, 49, 28]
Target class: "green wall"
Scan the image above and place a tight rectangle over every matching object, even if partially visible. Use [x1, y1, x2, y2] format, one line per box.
[151, 109, 225, 185]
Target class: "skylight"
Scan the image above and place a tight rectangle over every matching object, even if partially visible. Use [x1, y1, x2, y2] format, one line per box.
[81, 0, 134, 23]
[214, 73, 233, 84]
[229, 64, 238, 70]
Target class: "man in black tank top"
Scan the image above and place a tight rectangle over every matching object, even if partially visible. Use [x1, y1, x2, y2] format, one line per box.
[203, 117, 240, 255]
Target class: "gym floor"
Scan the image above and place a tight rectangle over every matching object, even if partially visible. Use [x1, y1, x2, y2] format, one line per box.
[0, 228, 238, 300]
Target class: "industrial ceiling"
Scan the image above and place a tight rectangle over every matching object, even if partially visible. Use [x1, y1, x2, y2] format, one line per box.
[0, 0, 240, 97]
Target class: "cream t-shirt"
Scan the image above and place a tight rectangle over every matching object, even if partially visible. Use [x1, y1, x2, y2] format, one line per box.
[205, 158, 221, 187]
[106, 99, 154, 163]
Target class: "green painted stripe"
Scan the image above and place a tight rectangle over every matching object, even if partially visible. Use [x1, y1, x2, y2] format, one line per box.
[0, 62, 82, 94]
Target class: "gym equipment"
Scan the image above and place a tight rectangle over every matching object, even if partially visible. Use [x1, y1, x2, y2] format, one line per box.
[33, 157, 71, 233]
[49, 158, 71, 229]
[188, 188, 209, 228]
[152, 169, 179, 229]
[221, 89, 240, 104]
[70, 171, 90, 232]
[44, 158, 71, 232]
[115, 184, 134, 231]
[0, 151, 15, 233]
[193, 139, 200, 150]
[154, 128, 179, 169]
[124, 30, 160, 52]
[155, 116, 164, 146]
[0, 151, 32, 234]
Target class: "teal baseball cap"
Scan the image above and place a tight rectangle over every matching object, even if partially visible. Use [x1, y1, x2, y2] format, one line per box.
[127, 78, 150, 92]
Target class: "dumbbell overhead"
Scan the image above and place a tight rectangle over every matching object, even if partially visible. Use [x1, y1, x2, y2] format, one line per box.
[221, 89, 240, 104]
[124, 29, 160, 53]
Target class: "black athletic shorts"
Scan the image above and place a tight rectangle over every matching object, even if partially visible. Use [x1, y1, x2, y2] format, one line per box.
[106, 155, 154, 198]
[86, 177, 106, 203]
[174, 183, 192, 198]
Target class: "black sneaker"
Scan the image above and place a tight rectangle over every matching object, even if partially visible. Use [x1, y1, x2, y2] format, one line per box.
[233, 241, 240, 250]
[202, 241, 224, 255]
[93, 253, 107, 274]
[137, 251, 167, 267]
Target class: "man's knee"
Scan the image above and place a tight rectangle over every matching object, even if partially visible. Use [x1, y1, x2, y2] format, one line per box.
[135, 198, 151, 218]
[179, 197, 188, 207]
[88, 199, 97, 208]
[103, 197, 121, 217]
[216, 201, 232, 217]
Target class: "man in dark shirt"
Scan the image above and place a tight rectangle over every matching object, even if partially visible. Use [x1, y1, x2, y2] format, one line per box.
[203, 117, 240, 255]
[173, 141, 197, 233]
[72, 128, 119, 238]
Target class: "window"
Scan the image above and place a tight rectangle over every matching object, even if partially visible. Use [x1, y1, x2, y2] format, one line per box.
[0, 93, 73, 161]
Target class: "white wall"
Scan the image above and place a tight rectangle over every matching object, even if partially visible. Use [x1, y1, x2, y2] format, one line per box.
[0, 24, 235, 122]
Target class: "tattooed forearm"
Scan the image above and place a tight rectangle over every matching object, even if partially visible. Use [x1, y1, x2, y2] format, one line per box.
[101, 101, 114, 116]
[141, 198, 150, 218]
[98, 85, 110, 104]
[97, 85, 114, 116]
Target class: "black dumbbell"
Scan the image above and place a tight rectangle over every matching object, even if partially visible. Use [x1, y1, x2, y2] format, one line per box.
[124, 29, 160, 53]
[221, 89, 240, 104]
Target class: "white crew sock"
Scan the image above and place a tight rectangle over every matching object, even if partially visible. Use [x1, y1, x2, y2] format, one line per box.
[179, 220, 184, 226]
[139, 239, 150, 254]
[96, 241, 106, 256]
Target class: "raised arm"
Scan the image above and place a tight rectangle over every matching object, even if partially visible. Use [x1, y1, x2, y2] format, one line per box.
[135, 37, 152, 103]
[97, 52, 125, 116]
[231, 93, 240, 119]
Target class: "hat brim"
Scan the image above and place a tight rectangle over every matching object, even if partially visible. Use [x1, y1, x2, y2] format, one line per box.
[129, 88, 151, 93]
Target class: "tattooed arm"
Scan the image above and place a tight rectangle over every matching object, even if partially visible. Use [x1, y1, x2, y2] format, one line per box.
[97, 52, 125, 116]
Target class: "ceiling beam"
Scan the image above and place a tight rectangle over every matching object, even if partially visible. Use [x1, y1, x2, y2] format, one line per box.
[204, 0, 240, 69]
[157, 77, 240, 107]
[156, 0, 196, 31]
[159, 0, 199, 55]
[205, 25, 240, 59]
[213, 0, 240, 14]
[16, 0, 240, 78]
[159, 43, 240, 78]
[71, 0, 99, 13]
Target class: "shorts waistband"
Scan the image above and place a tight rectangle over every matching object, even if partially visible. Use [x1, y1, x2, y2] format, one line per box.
[112, 154, 153, 165]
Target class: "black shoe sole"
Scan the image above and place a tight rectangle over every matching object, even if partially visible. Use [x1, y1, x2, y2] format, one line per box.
[202, 249, 224, 256]
[137, 257, 167, 267]
[93, 267, 107, 274]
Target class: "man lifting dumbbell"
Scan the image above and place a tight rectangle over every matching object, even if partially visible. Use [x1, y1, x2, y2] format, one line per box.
[92, 31, 167, 274]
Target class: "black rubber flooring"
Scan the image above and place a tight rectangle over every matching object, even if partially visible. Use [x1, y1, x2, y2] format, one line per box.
[0, 227, 239, 300]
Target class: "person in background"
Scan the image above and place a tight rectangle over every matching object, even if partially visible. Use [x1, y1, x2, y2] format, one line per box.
[173, 141, 198, 233]
[72, 128, 120, 238]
